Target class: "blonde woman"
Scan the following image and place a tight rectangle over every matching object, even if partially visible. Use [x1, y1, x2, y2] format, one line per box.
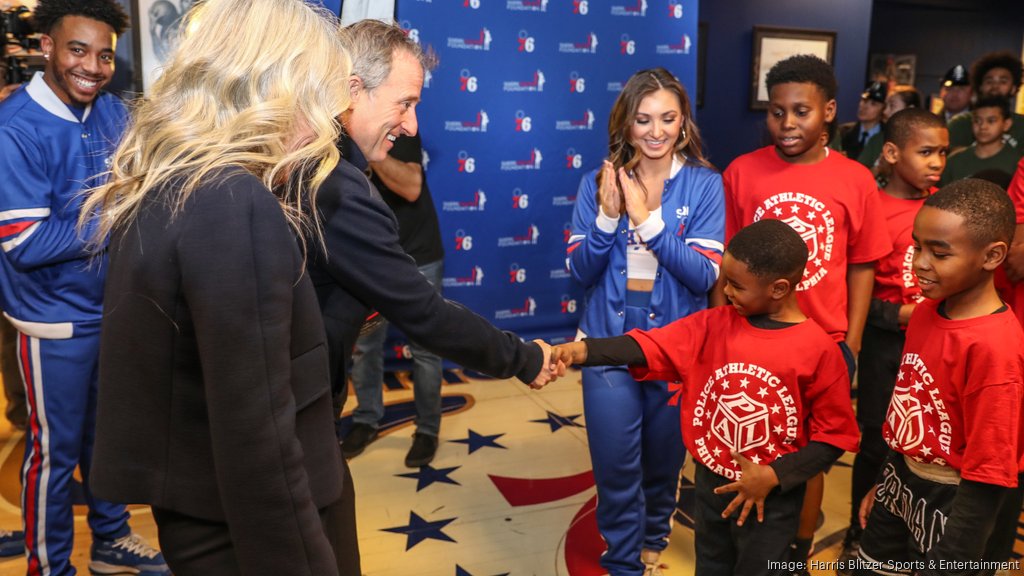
[81, 0, 353, 574]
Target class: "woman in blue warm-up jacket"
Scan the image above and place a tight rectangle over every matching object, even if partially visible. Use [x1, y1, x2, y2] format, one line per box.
[567, 67, 724, 576]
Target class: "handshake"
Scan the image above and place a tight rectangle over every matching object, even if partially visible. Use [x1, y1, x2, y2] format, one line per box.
[527, 340, 589, 390]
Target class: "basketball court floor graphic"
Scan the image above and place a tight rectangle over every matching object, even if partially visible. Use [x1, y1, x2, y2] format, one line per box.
[0, 368, 1019, 575]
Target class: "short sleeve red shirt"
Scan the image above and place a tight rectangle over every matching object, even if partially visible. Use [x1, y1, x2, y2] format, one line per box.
[882, 300, 1024, 487]
[873, 190, 930, 306]
[1006, 157, 1024, 327]
[627, 306, 859, 480]
[723, 147, 892, 341]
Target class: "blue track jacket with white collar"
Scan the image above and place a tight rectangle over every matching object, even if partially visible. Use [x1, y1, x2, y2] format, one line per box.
[568, 159, 725, 338]
[0, 72, 127, 338]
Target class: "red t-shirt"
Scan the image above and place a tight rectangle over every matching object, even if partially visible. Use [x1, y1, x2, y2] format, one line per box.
[627, 306, 860, 480]
[882, 299, 1024, 487]
[723, 147, 892, 341]
[1006, 157, 1024, 327]
[873, 189, 929, 306]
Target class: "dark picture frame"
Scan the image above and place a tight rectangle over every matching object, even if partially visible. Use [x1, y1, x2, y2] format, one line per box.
[130, 0, 196, 93]
[750, 25, 836, 110]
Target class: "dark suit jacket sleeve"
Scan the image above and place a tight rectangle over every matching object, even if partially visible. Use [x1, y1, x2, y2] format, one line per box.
[317, 166, 543, 383]
[177, 176, 338, 576]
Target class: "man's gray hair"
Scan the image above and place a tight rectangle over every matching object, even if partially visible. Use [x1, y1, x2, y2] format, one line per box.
[343, 19, 432, 92]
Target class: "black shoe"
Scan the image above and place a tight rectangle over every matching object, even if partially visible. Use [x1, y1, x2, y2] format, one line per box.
[836, 525, 862, 575]
[342, 423, 378, 459]
[405, 433, 438, 468]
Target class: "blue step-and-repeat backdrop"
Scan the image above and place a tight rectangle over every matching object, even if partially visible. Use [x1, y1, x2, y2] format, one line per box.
[387, 0, 699, 367]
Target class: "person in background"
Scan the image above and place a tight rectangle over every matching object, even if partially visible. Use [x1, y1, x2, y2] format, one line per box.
[82, 0, 353, 573]
[858, 86, 922, 170]
[838, 81, 886, 162]
[948, 51, 1024, 153]
[568, 67, 724, 576]
[0, 0, 171, 573]
[344, 132, 447, 468]
[939, 64, 972, 123]
[941, 96, 1023, 186]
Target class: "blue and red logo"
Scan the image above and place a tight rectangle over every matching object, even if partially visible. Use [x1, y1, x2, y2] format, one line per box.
[442, 189, 487, 212]
[456, 151, 477, 174]
[500, 148, 543, 171]
[565, 148, 583, 170]
[445, 110, 489, 133]
[559, 32, 598, 54]
[498, 224, 541, 247]
[442, 264, 486, 288]
[503, 70, 545, 92]
[610, 0, 647, 16]
[656, 34, 692, 54]
[454, 229, 474, 251]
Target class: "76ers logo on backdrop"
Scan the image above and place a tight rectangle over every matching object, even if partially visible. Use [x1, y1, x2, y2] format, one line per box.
[457, 151, 476, 173]
[572, 0, 588, 14]
[691, 363, 797, 479]
[512, 188, 529, 209]
[517, 30, 536, 52]
[753, 192, 836, 290]
[569, 71, 586, 93]
[565, 148, 583, 169]
[398, 20, 419, 44]
[514, 110, 532, 132]
[610, 0, 647, 16]
[667, 0, 684, 18]
[619, 34, 636, 55]
[454, 229, 474, 251]
[459, 69, 479, 92]
[508, 263, 527, 284]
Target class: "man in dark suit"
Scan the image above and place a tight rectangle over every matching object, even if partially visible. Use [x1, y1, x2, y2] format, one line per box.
[310, 19, 557, 420]
[306, 19, 561, 571]
[839, 81, 886, 161]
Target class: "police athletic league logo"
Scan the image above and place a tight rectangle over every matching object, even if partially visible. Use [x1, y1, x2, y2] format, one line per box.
[752, 192, 836, 290]
[886, 352, 951, 465]
[691, 363, 798, 479]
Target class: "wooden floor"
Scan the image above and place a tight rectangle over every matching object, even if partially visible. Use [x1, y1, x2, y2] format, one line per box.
[0, 368, 1019, 575]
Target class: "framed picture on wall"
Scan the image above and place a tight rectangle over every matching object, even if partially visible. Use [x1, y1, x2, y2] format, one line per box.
[131, 0, 197, 93]
[749, 26, 836, 110]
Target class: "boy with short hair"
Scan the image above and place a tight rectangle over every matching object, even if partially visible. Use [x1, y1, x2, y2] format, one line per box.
[948, 51, 1024, 152]
[838, 109, 949, 570]
[552, 219, 860, 576]
[855, 179, 1024, 576]
[941, 97, 1023, 186]
[722, 54, 892, 569]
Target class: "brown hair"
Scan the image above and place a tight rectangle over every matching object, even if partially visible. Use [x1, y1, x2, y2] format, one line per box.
[601, 68, 710, 192]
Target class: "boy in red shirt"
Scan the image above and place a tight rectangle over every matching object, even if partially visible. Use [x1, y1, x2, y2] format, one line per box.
[855, 179, 1024, 576]
[721, 54, 892, 568]
[839, 109, 949, 569]
[553, 220, 860, 576]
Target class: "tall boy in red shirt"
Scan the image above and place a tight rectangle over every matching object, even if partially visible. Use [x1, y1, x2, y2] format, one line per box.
[855, 179, 1024, 576]
[839, 109, 949, 570]
[552, 219, 860, 576]
[1005, 157, 1024, 326]
[722, 54, 892, 568]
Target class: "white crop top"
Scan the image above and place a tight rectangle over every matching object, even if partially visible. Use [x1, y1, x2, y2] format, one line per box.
[627, 206, 662, 281]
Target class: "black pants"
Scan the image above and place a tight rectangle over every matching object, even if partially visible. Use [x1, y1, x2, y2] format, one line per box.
[694, 464, 806, 576]
[153, 459, 361, 575]
[851, 324, 904, 525]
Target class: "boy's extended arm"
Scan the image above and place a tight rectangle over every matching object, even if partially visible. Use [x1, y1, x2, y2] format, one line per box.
[920, 479, 1016, 576]
[846, 262, 876, 356]
[866, 298, 915, 331]
[552, 337, 647, 367]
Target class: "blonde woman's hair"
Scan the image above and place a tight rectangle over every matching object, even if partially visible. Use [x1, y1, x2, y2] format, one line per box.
[82, 0, 351, 246]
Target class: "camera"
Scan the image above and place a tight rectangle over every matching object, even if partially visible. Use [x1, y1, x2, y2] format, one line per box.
[2, 6, 43, 86]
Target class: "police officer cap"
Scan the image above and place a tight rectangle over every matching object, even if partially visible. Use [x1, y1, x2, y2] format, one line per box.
[861, 81, 886, 104]
[942, 65, 969, 88]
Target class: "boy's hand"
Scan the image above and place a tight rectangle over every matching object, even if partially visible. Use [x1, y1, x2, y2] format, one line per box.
[528, 340, 566, 390]
[551, 342, 587, 367]
[859, 487, 877, 528]
[713, 451, 780, 526]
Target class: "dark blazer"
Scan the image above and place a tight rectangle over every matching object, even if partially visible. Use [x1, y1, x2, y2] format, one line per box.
[91, 169, 343, 576]
[308, 143, 543, 401]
